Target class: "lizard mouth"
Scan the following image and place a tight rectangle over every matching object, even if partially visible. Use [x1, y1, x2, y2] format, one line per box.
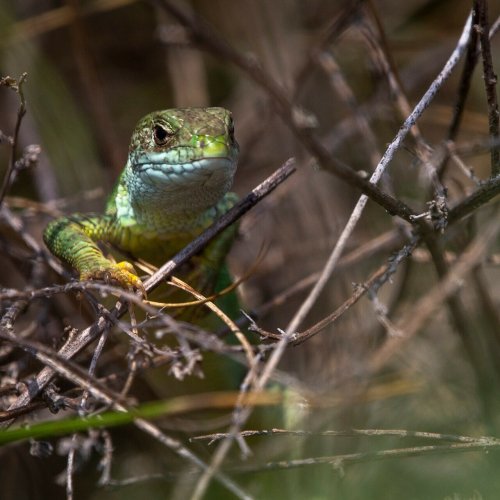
[131, 154, 237, 192]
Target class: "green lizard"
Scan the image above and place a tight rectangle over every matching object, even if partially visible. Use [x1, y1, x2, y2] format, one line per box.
[44, 107, 239, 299]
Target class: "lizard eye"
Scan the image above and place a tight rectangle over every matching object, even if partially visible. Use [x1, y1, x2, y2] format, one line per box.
[153, 124, 172, 146]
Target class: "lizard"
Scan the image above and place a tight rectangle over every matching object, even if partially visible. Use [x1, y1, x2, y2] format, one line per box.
[43, 107, 239, 302]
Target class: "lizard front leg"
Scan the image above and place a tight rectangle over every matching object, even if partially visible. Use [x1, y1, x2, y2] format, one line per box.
[43, 214, 143, 291]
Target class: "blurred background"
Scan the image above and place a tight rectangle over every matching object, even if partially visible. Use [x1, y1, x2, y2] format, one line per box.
[1, 0, 500, 498]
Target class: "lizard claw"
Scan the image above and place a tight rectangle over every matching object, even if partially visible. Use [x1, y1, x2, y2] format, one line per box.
[114, 261, 147, 296]
[81, 260, 146, 297]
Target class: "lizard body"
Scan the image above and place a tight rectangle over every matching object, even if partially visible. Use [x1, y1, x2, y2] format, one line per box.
[44, 107, 239, 296]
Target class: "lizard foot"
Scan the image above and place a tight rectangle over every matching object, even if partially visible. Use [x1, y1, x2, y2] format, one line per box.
[80, 261, 146, 296]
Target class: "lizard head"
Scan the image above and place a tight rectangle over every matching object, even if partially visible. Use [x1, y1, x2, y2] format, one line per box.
[125, 107, 239, 214]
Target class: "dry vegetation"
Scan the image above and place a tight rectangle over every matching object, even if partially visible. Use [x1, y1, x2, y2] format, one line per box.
[1, 0, 500, 499]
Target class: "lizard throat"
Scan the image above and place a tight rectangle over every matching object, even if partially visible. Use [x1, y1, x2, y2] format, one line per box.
[121, 154, 237, 224]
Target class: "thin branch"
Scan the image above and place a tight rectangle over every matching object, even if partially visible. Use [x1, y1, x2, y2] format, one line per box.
[448, 9, 480, 141]
[0, 73, 27, 208]
[66, 434, 77, 500]
[284, 195, 378, 334]
[190, 329, 292, 500]
[371, 216, 500, 372]
[230, 441, 500, 474]
[192, 427, 500, 445]
[440, 13, 500, 179]
[448, 174, 500, 223]
[133, 419, 252, 500]
[474, 0, 500, 176]
[359, 11, 425, 151]
[292, 237, 418, 345]
[3, 0, 138, 44]
[317, 51, 381, 167]
[248, 229, 403, 322]
[168, 276, 256, 369]
[292, 0, 365, 99]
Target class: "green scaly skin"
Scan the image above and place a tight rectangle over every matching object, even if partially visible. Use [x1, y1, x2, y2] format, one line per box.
[44, 107, 239, 297]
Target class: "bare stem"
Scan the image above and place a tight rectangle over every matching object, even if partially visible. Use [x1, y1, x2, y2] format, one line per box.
[473, 0, 500, 176]
[0, 73, 27, 208]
